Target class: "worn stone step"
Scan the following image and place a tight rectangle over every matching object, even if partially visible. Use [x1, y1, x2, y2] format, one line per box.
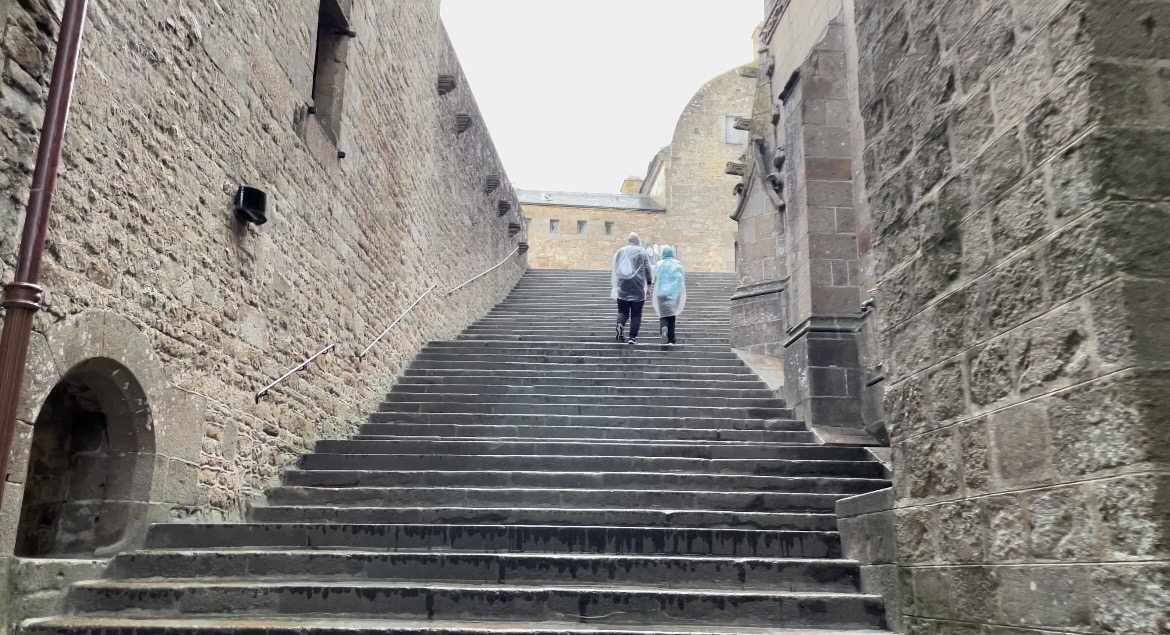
[250, 506, 840, 530]
[366, 413, 801, 433]
[376, 401, 789, 420]
[403, 369, 757, 383]
[407, 360, 753, 374]
[23, 616, 889, 635]
[354, 425, 811, 443]
[417, 350, 745, 364]
[394, 375, 768, 390]
[107, 550, 861, 592]
[282, 470, 888, 495]
[386, 383, 778, 401]
[313, 438, 865, 461]
[383, 391, 784, 409]
[299, 453, 886, 479]
[455, 334, 732, 344]
[425, 341, 737, 352]
[264, 486, 848, 513]
[144, 523, 845, 558]
[66, 579, 886, 628]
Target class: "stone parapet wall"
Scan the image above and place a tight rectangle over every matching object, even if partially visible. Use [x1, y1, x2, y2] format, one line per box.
[520, 203, 666, 271]
[0, 0, 525, 533]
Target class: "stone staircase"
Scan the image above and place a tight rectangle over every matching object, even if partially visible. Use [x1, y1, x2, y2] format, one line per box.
[21, 269, 892, 634]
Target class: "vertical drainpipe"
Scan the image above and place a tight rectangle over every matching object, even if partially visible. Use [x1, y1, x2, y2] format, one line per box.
[0, 0, 89, 505]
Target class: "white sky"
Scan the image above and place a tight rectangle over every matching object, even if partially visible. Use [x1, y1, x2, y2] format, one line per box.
[441, 1, 764, 194]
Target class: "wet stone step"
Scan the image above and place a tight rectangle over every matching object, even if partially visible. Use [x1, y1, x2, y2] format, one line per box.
[298, 454, 888, 479]
[66, 580, 887, 629]
[382, 391, 785, 408]
[280, 470, 890, 495]
[385, 384, 779, 400]
[364, 415, 804, 433]
[263, 485, 849, 512]
[144, 523, 845, 559]
[108, 550, 862, 592]
[249, 506, 841, 530]
[352, 426, 813, 443]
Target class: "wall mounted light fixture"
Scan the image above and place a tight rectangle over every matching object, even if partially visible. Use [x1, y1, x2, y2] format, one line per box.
[235, 186, 268, 225]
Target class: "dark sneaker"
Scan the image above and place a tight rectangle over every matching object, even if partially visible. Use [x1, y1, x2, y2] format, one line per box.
[627, 338, 637, 346]
[616, 324, 624, 342]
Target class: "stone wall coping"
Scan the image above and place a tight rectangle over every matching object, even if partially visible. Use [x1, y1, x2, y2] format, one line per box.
[835, 487, 894, 518]
[517, 190, 666, 212]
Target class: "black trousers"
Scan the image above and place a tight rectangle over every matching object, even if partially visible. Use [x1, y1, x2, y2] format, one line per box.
[660, 315, 676, 344]
[616, 299, 644, 339]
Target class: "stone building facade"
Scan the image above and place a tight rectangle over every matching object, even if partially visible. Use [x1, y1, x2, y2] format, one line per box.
[0, 0, 525, 620]
[733, 0, 1170, 632]
[522, 67, 753, 273]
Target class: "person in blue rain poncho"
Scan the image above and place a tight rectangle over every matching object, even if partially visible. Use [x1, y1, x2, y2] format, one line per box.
[651, 246, 686, 345]
[611, 233, 653, 345]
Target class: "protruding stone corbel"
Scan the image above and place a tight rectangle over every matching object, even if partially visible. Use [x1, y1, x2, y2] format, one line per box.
[484, 175, 501, 194]
[455, 113, 474, 134]
[733, 117, 752, 131]
[725, 162, 747, 176]
[497, 200, 512, 216]
[438, 74, 458, 95]
[508, 222, 521, 237]
[765, 172, 786, 209]
[738, 66, 759, 79]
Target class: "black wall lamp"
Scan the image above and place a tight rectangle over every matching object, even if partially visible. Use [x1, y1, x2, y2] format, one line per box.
[235, 186, 268, 225]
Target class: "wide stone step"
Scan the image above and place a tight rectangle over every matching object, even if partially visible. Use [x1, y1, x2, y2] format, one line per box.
[355, 425, 811, 443]
[376, 401, 789, 420]
[144, 523, 845, 558]
[23, 616, 888, 635]
[456, 334, 732, 344]
[425, 341, 737, 353]
[312, 438, 865, 461]
[366, 413, 795, 432]
[299, 454, 887, 479]
[403, 369, 756, 383]
[282, 470, 888, 495]
[416, 350, 745, 364]
[264, 486, 847, 513]
[383, 391, 783, 409]
[106, 549, 860, 592]
[394, 375, 768, 390]
[387, 384, 778, 401]
[65, 580, 886, 629]
[250, 506, 840, 530]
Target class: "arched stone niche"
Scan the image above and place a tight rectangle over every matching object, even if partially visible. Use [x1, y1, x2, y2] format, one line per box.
[0, 311, 206, 559]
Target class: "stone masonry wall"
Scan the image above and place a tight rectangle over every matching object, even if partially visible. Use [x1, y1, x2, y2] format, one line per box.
[520, 203, 666, 271]
[0, 0, 525, 532]
[858, 0, 1170, 631]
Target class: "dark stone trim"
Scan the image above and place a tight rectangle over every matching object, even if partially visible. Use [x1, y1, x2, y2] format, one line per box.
[731, 279, 789, 302]
[784, 314, 867, 347]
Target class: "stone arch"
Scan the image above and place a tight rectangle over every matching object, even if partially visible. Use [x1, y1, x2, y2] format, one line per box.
[15, 357, 155, 557]
[1, 311, 205, 559]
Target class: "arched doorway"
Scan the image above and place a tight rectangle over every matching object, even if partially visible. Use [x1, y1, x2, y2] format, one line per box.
[14, 357, 155, 558]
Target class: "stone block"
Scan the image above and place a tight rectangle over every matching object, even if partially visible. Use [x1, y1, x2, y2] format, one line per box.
[949, 565, 1000, 622]
[927, 360, 965, 424]
[989, 402, 1052, 487]
[991, 174, 1048, 261]
[957, 417, 989, 493]
[954, 0, 1017, 87]
[859, 564, 903, 632]
[1094, 473, 1169, 560]
[1090, 563, 1170, 634]
[984, 252, 1045, 333]
[17, 331, 60, 425]
[1090, 279, 1170, 369]
[933, 285, 985, 360]
[0, 481, 24, 556]
[937, 499, 987, 563]
[971, 129, 1026, 210]
[1028, 485, 1096, 560]
[1043, 212, 1111, 304]
[895, 505, 938, 565]
[1011, 302, 1095, 397]
[967, 337, 1013, 407]
[985, 493, 1028, 562]
[912, 565, 953, 620]
[884, 376, 927, 442]
[996, 565, 1095, 629]
[904, 428, 960, 500]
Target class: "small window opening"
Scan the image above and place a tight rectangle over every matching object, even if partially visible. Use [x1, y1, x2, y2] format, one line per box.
[549, 219, 559, 234]
[311, 0, 353, 146]
[605, 222, 614, 236]
[577, 221, 587, 234]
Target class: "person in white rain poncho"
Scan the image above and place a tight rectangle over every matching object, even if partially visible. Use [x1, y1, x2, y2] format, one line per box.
[652, 246, 686, 345]
[611, 233, 653, 345]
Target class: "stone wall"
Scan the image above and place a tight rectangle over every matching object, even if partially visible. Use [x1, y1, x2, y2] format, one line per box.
[0, 0, 525, 545]
[858, 0, 1170, 631]
[520, 202, 665, 271]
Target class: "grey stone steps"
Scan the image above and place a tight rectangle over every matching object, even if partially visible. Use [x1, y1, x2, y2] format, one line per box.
[250, 506, 840, 530]
[366, 413, 801, 433]
[394, 375, 767, 390]
[455, 334, 732, 344]
[22, 616, 888, 635]
[416, 350, 746, 364]
[312, 439, 867, 461]
[353, 425, 811, 443]
[143, 524, 846, 558]
[424, 341, 738, 352]
[383, 391, 784, 409]
[410, 359, 751, 373]
[106, 549, 861, 592]
[299, 454, 887, 479]
[281, 470, 889, 495]
[402, 369, 756, 382]
[376, 401, 790, 420]
[263, 486, 848, 513]
[386, 384, 778, 400]
[64, 580, 886, 628]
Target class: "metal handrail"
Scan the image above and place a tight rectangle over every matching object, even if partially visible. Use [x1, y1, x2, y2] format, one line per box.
[255, 343, 336, 403]
[358, 284, 438, 359]
[448, 247, 520, 296]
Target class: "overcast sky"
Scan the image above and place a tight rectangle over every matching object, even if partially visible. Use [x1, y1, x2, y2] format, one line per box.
[441, 1, 764, 194]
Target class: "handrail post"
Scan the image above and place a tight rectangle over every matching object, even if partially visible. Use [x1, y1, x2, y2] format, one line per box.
[0, 0, 89, 506]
